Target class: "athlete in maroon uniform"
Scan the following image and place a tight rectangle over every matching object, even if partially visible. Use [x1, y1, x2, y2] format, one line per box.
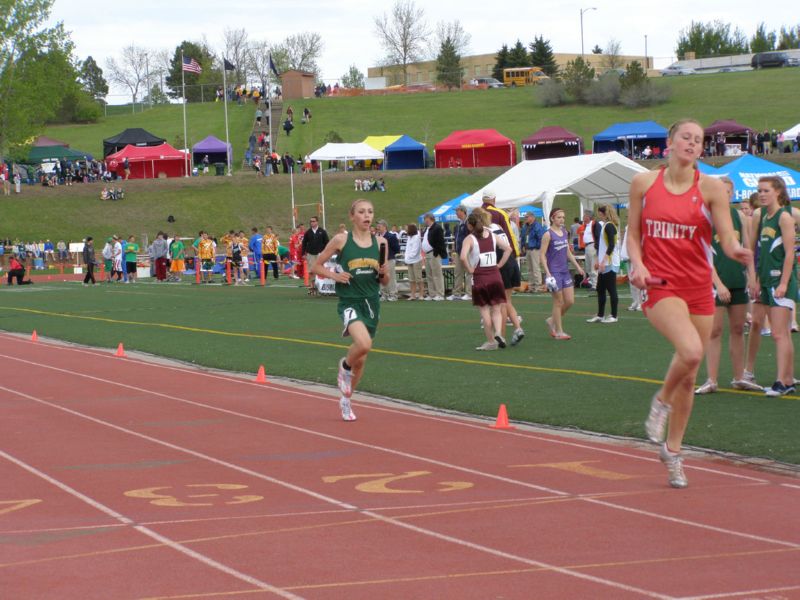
[627, 119, 752, 488]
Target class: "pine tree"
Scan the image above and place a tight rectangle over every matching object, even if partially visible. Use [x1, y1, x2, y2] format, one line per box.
[435, 36, 462, 90]
[529, 36, 558, 77]
[562, 56, 595, 103]
[79, 56, 109, 104]
[492, 44, 509, 80]
[507, 40, 531, 67]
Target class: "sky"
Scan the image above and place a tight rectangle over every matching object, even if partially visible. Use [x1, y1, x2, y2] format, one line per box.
[48, 0, 795, 103]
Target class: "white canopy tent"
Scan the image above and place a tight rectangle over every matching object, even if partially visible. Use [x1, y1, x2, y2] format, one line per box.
[462, 152, 649, 218]
[782, 123, 800, 141]
[308, 143, 385, 228]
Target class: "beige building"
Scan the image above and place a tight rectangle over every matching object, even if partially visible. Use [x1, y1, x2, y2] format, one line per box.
[368, 52, 653, 86]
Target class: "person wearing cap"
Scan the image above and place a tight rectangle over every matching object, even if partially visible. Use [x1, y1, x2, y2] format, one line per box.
[376, 219, 399, 301]
[481, 189, 525, 344]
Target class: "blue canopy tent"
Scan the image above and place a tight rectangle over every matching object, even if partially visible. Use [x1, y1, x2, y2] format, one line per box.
[384, 135, 427, 170]
[714, 154, 800, 202]
[418, 193, 542, 223]
[695, 161, 721, 176]
[592, 121, 668, 157]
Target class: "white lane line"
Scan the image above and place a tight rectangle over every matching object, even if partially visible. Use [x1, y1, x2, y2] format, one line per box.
[0, 448, 302, 599]
[2, 333, 772, 484]
[679, 584, 800, 599]
[0, 383, 673, 600]
[2, 353, 798, 552]
[780, 483, 800, 490]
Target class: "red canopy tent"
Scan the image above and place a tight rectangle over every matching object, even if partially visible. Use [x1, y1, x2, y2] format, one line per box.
[106, 143, 187, 179]
[434, 129, 516, 168]
[521, 126, 583, 160]
[703, 119, 755, 155]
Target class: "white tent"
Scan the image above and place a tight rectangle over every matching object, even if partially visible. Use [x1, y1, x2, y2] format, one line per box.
[462, 152, 649, 218]
[782, 123, 800, 141]
[308, 143, 385, 228]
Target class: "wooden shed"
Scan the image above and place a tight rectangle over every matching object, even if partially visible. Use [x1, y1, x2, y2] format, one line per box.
[281, 70, 315, 100]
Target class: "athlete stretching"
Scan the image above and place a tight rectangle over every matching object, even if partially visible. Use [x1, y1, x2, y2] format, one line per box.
[627, 119, 752, 488]
[313, 199, 387, 421]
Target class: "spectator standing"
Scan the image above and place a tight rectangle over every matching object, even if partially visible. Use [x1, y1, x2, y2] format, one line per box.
[197, 231, 215, 283]
[0, 162, 9, 196]
[81, 237, 97, 285]
[586, 205, 621, 324]
[521, 212, 545, 291]
[101, 238, 114, 282]
[202, 155, 210, 174]
[261, 226, 280, 280]
[112, 236, 124, 281]
[151, 232, 169, 281]
[421, 213, 446, 301]
[249, 227, 263, 280]
[569, 217, 581, 251]
[448, 206, 472, 300]
[125, 235, 139, 283]
[541, 208, 585, 340]
[302, 216, 329, 295]
[169, 236, 185, 282]
[404, 223, 424, 300]
[377, 219, 399, 301]
[581, 211, 598, 289]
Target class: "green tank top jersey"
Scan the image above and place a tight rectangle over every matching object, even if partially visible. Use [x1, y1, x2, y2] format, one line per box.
[712, 207, 746, 289]
[758, 206, 795, 286]
[335, 232, 380, 300]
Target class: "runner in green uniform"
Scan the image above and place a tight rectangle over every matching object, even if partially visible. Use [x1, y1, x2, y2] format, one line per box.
[748, 176, 796, 397]
[312, 199, 387, 421]
[696, 177, 760, 394]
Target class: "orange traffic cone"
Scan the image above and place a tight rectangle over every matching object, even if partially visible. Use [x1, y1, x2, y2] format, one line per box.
[255, 365, 268, 383]
[115, 343, 126, 358]
[31, 330, 38, 342]
[490, 404, 515, 430]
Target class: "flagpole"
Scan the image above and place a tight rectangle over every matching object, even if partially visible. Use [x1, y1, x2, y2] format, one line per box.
[181, 49, 189, 178]
[267, 61, 273, 160]
[222, 62, 232, 176]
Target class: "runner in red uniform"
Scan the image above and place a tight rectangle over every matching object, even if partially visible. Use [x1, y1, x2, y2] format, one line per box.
[627, 118, 752, 488]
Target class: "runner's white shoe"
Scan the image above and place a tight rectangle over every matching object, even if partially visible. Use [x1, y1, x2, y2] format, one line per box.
[339, 396, 357, 421]
[659, 444, 688, 488]
[510, 328, 525, 346]
[694, 380, 718, 395]
[645, 394, 670, 443]
[337, 358, 353, 398]
[731, 378, 763, 392]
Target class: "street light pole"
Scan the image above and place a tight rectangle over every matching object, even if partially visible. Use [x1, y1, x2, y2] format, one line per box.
[580, 7, 597, 58]
[644, 34, 649, 69]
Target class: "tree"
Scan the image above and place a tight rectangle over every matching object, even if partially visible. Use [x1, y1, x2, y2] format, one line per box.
[675, 21, 749, 59]
[750, 22, 777, 53]
[142, 84, 170, 105]
[248, 40, 279, 92]
[507, 40, 531, 68]
[435, 36, 462, 89]
[78, 56, 108, 104]
[428, 20, 471, 58]
[0, 0, 80, 155]
[777, 25, 800, 50]
[561, 56, 595, 103]
[279, 32, 324, 76]
[164, 41, 218, 102]
[221, 27, 249, 85]
[492, 44, 509, 80]
[373, 0, 430, 85]
[106, 44, 149, 107]
[591, 45, 603, 54]
[601, 39, 624, 70]
[341, 65, 365, 88]
[529, 36, 558, 77]
[620, 61, 647, 90]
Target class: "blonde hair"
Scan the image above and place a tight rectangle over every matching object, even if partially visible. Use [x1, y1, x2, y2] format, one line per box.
[597, 204, 619, 226]
[350, 198, 373, 214]
[471, 207, 492, 226]
[668, 118, 703, 141]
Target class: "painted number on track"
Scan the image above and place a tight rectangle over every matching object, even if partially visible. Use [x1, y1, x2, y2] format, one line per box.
[511, 461, 637, 481]
[124, 484, 264, 507]
[322, 471, 473, 494]
[0, 499, 42, 517]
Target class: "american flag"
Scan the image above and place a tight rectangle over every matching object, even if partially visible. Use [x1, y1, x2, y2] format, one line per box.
[182, 56, 202, 74]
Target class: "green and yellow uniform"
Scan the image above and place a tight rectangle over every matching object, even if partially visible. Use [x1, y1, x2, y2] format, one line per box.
[713, 207, 748, 306]
[336, 232, 381, 338]
[758, 206, 797, 308]
[125, 242, 139, 265]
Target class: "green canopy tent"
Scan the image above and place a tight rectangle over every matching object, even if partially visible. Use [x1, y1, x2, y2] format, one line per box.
[27, 145, 91, 163]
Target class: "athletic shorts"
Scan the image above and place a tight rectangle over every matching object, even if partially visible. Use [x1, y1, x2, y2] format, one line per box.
[760, 283, 798, 309]
[643, 286, 715, 316]
[550, 271, 574, 292]
[170, 259, 185, 273]
[338, 297, 380, 339]
[714, 287, 749, 307]
[126, 261, 137, 274]
[104, 259, 112, 271]
[500, 259, 521, 290]
[201, 259, 214, 271]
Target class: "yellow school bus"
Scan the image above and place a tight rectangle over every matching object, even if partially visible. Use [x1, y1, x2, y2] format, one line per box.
[503, 67, 550, 87]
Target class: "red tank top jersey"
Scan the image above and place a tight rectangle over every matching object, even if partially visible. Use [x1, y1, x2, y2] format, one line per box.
[640, 168, 713, 290]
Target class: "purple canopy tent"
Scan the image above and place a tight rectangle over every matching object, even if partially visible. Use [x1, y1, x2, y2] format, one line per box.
[521, 126, 583, 160]
[191, 135, 233, 171]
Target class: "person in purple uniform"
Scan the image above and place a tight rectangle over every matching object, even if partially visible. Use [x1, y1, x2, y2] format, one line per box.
[541, 208, 585, 340]
[461, 211, 512, 350]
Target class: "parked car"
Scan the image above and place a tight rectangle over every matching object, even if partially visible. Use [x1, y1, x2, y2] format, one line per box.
[470, 77, 504, 88]
[661, 65, 697, 76]
[751, 51, 800, 69]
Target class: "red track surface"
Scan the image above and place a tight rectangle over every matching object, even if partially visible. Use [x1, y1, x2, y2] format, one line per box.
[0, 332, 798, 599]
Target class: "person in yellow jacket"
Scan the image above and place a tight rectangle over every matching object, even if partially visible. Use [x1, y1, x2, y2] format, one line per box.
[261, 227, 280, 280]
[197, 231, 216, 283]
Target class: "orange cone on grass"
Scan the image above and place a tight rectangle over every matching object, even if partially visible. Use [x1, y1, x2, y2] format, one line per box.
[491, 404, 515, 429]
[115, 343, 126, 357]
[255, 365, 268, 383]
[31, 330, 38, 342]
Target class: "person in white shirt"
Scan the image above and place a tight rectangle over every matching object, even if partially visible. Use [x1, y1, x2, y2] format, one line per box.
[403, 223, 424, 300]
[582, 211, 597, 288]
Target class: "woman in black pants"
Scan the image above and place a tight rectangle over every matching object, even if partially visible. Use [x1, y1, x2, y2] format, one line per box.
[586, 204, 620, 323]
